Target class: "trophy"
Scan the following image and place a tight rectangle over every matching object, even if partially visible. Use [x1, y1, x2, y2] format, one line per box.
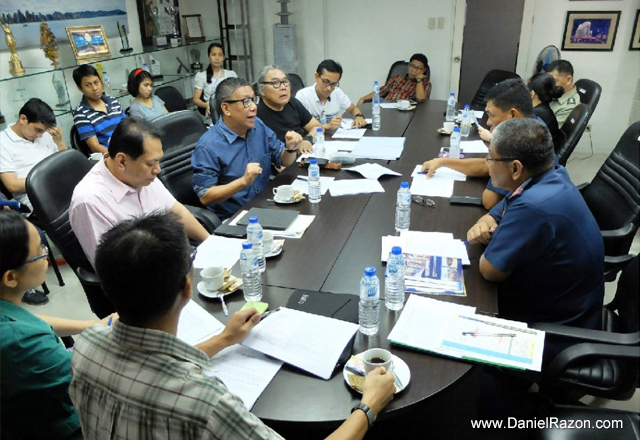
[117, 21, 133, 53]
[2, 22, 25, 77]
[165, 5, 180, 37]
[40, 22, 59, 68]
[52, 73, 69, 108]
[190, 49, 202, 72]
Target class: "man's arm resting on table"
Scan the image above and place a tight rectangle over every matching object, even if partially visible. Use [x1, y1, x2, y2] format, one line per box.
[479, 254, 510, 283]
[357, 92, 373, 106]
[481, 188, 503, 210]
[170, 201, 210, 243]
[0, 172, 25, 194]
[196, 308, 261, 358]
[421, 157, 489, 178]
[84, 135, 108, 154]
[347, 104, 367, 128]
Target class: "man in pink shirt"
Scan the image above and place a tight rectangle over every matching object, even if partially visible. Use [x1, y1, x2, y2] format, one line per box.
[70, 117, 209, 267]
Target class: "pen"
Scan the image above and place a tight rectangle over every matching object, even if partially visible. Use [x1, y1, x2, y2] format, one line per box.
[296, 175, 309, 181]
[259, 307, 281, 320]
[107, 316, 113, 326]
[417, 170, 428, 175]
[462, 332, 516, 337]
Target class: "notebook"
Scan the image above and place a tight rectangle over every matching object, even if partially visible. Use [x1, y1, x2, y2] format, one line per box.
[236, 208, 300, 231]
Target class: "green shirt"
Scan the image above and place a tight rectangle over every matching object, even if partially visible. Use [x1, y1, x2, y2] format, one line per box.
[549, 86, 580, 127]
[0, 300, 80, 439]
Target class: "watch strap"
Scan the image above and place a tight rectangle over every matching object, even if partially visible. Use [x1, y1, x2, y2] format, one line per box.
[355, 113, 365, 119]
[285, 148, 298, 153]
[351, 403, 374, 428]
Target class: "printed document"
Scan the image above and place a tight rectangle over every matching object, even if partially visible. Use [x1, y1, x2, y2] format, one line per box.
[177, 300, 225, 345]
[343, 163, 402, 180]
[328, 179, 385, 196]
[194, 235, 244, 269]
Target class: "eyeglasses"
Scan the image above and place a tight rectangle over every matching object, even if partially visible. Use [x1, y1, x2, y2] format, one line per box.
[412, 196, 435, 208]
[188, 247, 198, 269]
[319, 77, 340, 89]
[485, 155, 519, 164]
[408, 63, 425, 71]
[224, 96, 260, 108]
[24, 244, 49, 265]
[261, 79, 290, 89]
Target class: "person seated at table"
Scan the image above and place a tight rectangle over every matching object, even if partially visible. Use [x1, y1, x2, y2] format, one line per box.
[70, 117, 209, 267]
[72, 64, 125, 154]
[0, 210, 115, 439]
[70, 211, 396, 440]
[192, 77, 306, 221]
[127, 68, 168, 121]
[545, 59, 579, 126]
[527, 72, 564, 150]
[192, 42, 237, 117]
[357, 53, 431, 105]
[296, 59, 367, 131]
[421, 79, 536, 209]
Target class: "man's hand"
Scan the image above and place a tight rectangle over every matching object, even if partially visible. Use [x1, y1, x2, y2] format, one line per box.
[478, 125, 492, 142]
[298, 140, 314, 154]
[48, 126, 64, 144]
[219, 308, 261, 346]
[243, 162, 262, 186]
[421, 158, 445, 178]
[467, 214, 498, 245]
[352, 115, 366, 128]
[325, 115, 342, 131]
[361, 367, 396, 417]
[284, 131, 303, 152]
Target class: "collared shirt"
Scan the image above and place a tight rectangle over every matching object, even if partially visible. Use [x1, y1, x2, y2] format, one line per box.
[485, 165, 604, 328]
[295, 85, 352, 123]
[379, 74, 432, 102]
[70, 159, 176, 266]
[70, 320, 283, 440]
[73, 94, 124, 148]
[1, 300, 80, 439]
[128, 95, 166, 121]
[194, 69, 238, 103]
[192, 117, 284, 220]
[256, 98, 313, 142]
[549, 86, 579, 127]
[0, 126, 59, 209]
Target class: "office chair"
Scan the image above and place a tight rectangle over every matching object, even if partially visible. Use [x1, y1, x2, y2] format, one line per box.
[288, 73, 305, 97]
[26, 149, 115, 318]
[386, 60, 409, 83]
[557, 104, 590, 166]
[69, 125, 92, 157]
[208, 94, 220, 123]
[152, 111, 222, 232]
[579, 121, 640, 281]
[574, 78, 602, 113]
[155, 86, 188, 112]
[470, 69, 521, 110]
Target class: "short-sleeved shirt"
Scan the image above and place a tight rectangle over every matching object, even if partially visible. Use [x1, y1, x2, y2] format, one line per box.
[1, 300, 80, 439]
[379, 74, 432, 102]
[128, 95, 166, 121]
[192, 117, 285, 220]
[256, 98, 313, 142]
[295, 85, 352, 123]
[194, 69, 238, 103]
[73, 95, 125, 148]
[69, 159, 177, 266]
[549, 87, 579, 127]
[70, 320, 283, 440]
[0, 126, 58, 209]
[484, 165, 604, 328]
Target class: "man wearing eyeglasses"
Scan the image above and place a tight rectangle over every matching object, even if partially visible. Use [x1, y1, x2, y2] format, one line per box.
[192, 77, 306, 220]
[296, 59, 367, 131]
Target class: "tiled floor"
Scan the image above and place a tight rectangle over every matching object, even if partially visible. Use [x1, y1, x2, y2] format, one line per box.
[23, 151, 640, 412]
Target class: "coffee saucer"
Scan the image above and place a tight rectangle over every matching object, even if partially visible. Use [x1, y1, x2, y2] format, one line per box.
[197, 276, 241, 299]
[274, 196, 298, 204]
[264, 240, 284, 258]
[343, 352, 410, 394]
[437, 128, 452, 135]
[398, 105, 416, 111]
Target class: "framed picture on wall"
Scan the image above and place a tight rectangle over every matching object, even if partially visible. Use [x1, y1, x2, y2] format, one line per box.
[136, 0, 181, 46]
[562, 11, 621, 51]
[630, 10, 640, 50]
[66, 25, 112, 63]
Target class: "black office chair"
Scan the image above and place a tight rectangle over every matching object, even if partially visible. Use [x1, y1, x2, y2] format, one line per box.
[152, 111, 221, 232]
[155, 86, 188, 112]
[208, 94, 220, 123]
[470, 69, 521, 110]
[288, 73, 305, 97]
[579, 121, 640, 281]
[69, 125, 92, 157]
[386, 60, 409, 82]
[26, 149, 115, 318]
[574, 78, 602, 113]
[557, 104, 590, 166]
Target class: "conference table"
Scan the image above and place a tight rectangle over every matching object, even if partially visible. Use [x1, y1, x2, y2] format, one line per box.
[193, 100, 497, 438]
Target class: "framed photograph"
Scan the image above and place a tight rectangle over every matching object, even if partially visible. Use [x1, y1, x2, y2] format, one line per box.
[66, 25, 112, 63]
[630, 10, 640, 50]
[136, 0, 181, 46]
[183, 14, 205, 43]
[562, 11, 621, 51]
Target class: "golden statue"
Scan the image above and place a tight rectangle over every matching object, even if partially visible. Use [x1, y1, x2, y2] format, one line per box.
[1, 22, 25, 76]
[40, 22, 59, 68]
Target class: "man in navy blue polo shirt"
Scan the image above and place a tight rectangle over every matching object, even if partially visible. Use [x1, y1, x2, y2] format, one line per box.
[467, 118, 603, 330]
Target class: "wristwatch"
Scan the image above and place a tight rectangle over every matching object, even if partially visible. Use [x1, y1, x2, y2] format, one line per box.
[415, 78, 424, 83]
[355, 113, 365, 119]
[351, 403, 375, 428]
[285, 148, 298, 154]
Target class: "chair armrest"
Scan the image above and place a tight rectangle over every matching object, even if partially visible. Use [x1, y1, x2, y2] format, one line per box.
[76, 267, 101, 286]
[185, 205, 221, 232]
[576, 182, 588, 191]
[601, 222, 636, 240]
[545, 343, 640, 380]
[531, 322, 640, 345]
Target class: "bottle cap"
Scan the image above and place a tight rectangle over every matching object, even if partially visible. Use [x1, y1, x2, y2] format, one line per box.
[242, 241, 253, 249]
[450, 92, 455, 96]
[249, 216, 258, 224]
[391, 246, 402, 255]
[310, 158, 317, 164]
[464, 104, 470, 109]
[373, 99, 380, 104]
[316, 127, 323, 133]
[401, 181, 409, 188]
[364, 267, 376, 277]
[453, 126, 460, 132]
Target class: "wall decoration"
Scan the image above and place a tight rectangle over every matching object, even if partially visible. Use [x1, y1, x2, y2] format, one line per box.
[66, 25, 111, 63]
[562, 11, 621, 51]
[630, 10, 640, 50]
[136, 0, 180, 46]
[183, 14, 205, 43]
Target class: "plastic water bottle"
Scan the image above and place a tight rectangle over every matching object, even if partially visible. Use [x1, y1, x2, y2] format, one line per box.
[240, 241, 262, 301]
[395, 181, 411, 232]
[320, 113, 327, 125]
[460, 105, 471, 138]
[372, 99, 381, 131]
[373, 80, 380, 103]
[102, 71, 112, 96]
[359, 267, 380, 335]
[446, 92, 456, 122]
[246, 216, 266, 273]
[314, 127, 325, 158]
[308, 158, 321, 203]
[449, 127, 461, 159]
[385, 246, 405, 311]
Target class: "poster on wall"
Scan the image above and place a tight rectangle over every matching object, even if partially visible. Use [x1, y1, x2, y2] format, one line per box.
[630, 10, 640, 50]
[0, 0, 127, 50]
[562, 11, 621, 51]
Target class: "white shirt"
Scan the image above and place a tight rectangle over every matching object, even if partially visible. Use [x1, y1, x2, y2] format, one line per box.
[0, 126, 58, 209]
[194, 69, 238, 103]
[295, 85, 352, 123]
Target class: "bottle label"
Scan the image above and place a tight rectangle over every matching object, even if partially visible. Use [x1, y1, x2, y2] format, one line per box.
[364, 286, 377, 297]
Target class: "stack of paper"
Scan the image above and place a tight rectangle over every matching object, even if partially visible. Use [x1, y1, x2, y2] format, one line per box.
[230, 210, 315, 239]
[352, 137, 405, 160]
[343, 163, 402, 180]
[409, 164, 459, 198]
[460, 140, 489, 154]
[341, 118, 372, 128]
[195, 235, 245, 269]
[296, 141, 359, 163]
[328, 179, 385, 196]
[404, 253, 465, 295]
[381, 231, 470, 265]
[177, 300, 225, 345]
[331, 127, 367, 139]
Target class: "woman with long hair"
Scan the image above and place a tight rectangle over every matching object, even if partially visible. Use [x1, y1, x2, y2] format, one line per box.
[192, 42, 237, 117]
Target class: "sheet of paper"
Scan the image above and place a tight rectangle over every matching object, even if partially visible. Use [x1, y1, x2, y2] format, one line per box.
[410, 176, 455, 197]
[352, 137, 405, 160]
[290, 176, 335, 195]
[411, 164, 466, 181]
[473, 111, 484, 120]
[194, 235, 245, 269]
[328, 179, 385, 197]
[381, 232, 470, 265]
[379, 102, 398, 109]
[460, 140, 489, 154]
[205, 345, 283, 409]
[343, 163, 402, 180]
[177, 300, 225, 345]
[242, 307, 359, 380]
[265, 214, 315, 239]
[331, 128, 367, 139]
[341, 118, 372, 129]
[296, 141, 359, 162]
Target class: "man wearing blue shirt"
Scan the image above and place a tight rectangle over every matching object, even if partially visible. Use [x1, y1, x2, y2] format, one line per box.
[192, 77, 304, 220]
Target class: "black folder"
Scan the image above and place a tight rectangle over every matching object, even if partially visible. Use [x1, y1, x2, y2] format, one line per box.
[236, 208, 299, 231]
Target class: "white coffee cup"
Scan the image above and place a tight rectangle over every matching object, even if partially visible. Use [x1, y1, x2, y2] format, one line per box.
[201, 266, 224, 291]
[443, 122, 455, 133]
[398, 100, 411, 110]
[362, 348, 394, 374]
[263, 231, 274, 254]
[90, 152, 104, 161]
[273, 185, 294, 201]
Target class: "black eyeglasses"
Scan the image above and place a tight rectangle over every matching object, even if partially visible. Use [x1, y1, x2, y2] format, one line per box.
[485, 155, 519, 164]
[188, 247, 198, 269]
[261, 79, 290, 89]
[412, 196, 435, 207]
[224, 96, 260, 108]
[24, 244, 49, 264]
[408, 63, 425, 71]
[319, 77, 339, 89]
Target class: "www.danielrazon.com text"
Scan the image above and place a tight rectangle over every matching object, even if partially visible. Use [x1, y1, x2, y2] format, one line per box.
[471, 417, 624, 430]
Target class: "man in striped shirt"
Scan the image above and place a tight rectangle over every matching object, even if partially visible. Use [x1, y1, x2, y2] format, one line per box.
[72, 64, 125, 154]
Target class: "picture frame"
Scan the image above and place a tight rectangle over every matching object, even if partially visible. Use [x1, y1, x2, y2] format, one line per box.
[136, 0, 181, 46]
[66, 25, 112, 63]
[562, 11, 621, 51]
[630, 10, 640, 50]
[183, 14, 205, 43]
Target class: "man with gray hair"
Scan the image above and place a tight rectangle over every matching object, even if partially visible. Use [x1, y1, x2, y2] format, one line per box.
[467, 118, 603, 330]
[191, 77, 305, 220]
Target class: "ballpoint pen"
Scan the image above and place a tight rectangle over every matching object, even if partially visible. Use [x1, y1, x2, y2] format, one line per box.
[462, 332, 516, 337]
[220, 295, 228, 316]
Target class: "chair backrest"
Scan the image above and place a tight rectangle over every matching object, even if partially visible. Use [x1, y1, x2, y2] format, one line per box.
[69, 125, 92, 157]
[574, 78, 602, 112]
[557, 103, 590, 166]
[288, 73, 305, 97]
[155, 86, 187, 112]
[470, 69, 521, 110]
[153, 110, 207, 207]
[608, 255, 640, 334]
[0, 178, 12, 200]
[208, 94, 220, 123]
[386, 61, 408, 83]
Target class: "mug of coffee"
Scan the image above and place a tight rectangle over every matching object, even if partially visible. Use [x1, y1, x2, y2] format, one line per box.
[273, 185, 294, 201]
[361, 348, 394, 374]
[201, 266, 224, 291]
[398, 100, 411, 110]
[442, 122, 455, 134]
[263, 231, 274, 254]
